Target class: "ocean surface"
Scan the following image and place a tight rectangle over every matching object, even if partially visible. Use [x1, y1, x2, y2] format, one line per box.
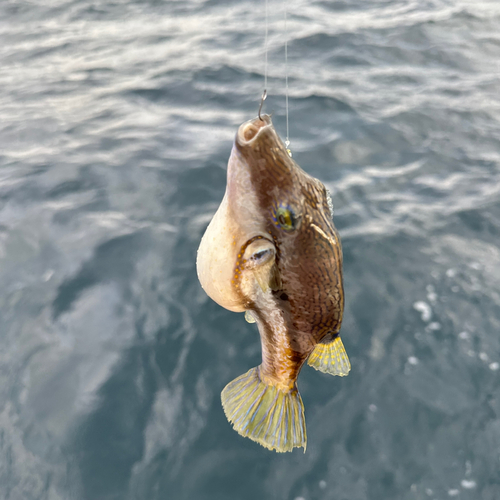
[1, 0, 500, 499]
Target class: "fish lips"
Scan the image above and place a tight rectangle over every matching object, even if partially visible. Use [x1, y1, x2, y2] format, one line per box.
[231, 113, 297, 188]
[236, 114, 273, 148]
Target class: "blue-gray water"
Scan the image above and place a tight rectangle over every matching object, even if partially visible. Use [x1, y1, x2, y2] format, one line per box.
[1, 0, 500, 499]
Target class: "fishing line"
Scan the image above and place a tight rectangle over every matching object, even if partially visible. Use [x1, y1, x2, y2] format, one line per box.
[261, 0, 291, 158]
[264, 0, 268, 90]
[259, 0, 269, 120]
[284, 0, 291, 156]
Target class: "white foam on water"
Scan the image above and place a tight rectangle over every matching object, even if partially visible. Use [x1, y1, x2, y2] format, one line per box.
[461, 479, 476, 489]
[413, 301, 432, 322]
[427, 322, 441, 331]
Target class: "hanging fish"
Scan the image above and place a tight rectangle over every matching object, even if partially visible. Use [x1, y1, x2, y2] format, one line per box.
[196, 114, 350, 452]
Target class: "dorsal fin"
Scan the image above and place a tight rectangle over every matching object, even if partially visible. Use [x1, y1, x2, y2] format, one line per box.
[307, 335, 350, 376]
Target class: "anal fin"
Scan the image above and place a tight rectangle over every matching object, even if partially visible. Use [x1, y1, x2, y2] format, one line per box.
[221, 367, 306, 453]
[307, 335, 351, 377]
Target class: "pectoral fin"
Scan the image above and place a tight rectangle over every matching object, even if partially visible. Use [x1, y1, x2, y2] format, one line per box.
[253, 268, 270, 292]
[307, 335, 350, 377]
[252, 261, 281, 294]
[269, 263, 282, 291]
[244, 310, 256, 323]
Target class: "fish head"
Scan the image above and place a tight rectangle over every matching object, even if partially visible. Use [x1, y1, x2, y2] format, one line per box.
[197, 115, 343, 335]
[233, 115, 343, 334]
[196, 116, 277, 313]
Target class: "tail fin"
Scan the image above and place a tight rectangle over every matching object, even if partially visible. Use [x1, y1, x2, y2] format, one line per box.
[221, 367, 306, 453]
[307, 335, 351, 376]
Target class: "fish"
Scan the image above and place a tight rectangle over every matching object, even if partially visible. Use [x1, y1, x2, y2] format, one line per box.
[196, 114, 350, 452]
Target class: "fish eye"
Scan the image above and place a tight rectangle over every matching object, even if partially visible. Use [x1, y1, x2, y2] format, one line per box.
[274, 206, 296, 231]
[251, 249, 273, 262]
[242, 238, 275, 268]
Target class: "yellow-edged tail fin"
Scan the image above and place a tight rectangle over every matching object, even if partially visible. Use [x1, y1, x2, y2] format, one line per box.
[221, 367, 306, 453]
[307, 335, 351, 376]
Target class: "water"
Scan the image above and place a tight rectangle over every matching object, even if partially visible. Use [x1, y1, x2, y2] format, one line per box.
[1, 0, 500, 499]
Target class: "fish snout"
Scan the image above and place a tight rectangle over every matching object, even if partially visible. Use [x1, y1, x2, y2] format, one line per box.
[237, 115, 271, 147]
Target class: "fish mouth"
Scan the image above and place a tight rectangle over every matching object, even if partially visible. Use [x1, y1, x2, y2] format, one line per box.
[236, 114, 272, 147]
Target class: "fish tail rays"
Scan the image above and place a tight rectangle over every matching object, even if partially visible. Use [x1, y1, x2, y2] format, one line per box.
[307, 335, 351, 377]
[221, 367, 306, 453]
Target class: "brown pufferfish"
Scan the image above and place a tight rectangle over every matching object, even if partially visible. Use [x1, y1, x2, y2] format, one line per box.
[196, 114, 350, 453]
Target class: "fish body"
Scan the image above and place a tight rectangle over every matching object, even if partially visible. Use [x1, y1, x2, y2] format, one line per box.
[197, 115, 350, 452]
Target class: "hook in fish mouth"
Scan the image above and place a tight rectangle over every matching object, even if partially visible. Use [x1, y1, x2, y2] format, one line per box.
[237, 114, 272, 146]
[258, 89, 267, 120]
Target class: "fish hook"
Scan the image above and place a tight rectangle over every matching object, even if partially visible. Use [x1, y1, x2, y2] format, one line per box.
[258, 89, 267, 120]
